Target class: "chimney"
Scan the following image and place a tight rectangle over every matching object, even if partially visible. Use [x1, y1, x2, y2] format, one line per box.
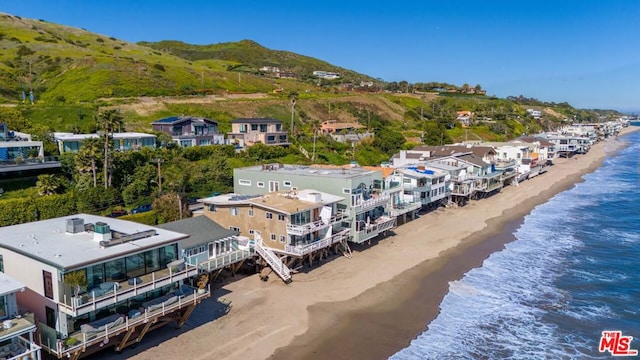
[93, 222, 112, 242]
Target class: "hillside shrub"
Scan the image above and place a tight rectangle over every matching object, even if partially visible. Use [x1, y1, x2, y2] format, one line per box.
[0, 198, 37, 226]
[119, 210, 158, 225]
[33, 193, 77, 220]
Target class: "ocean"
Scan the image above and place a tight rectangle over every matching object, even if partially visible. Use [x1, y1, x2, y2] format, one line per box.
[391, 129, 640, 359]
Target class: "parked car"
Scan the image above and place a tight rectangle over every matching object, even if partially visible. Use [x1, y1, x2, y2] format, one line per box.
[131, 204, 152, 214]
[107, 209, 128, 218]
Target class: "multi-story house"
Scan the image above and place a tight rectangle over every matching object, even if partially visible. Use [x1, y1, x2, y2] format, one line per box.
[0, 272, 41, 360]
[226, 118, 289, 147]
[200, 189, 348, 283]
[233, 164, 396, 245]
[0, 215, 208, 359]
[0, 124, 58, 174]
[54, 132, 157, 153]
[390, 165, 451, 210]
[151, 116, 224, 147]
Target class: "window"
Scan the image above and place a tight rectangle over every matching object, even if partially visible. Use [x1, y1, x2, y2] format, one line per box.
[279, 235, 286, 243]
[249, 229, 255, 235]
[270, 234, 276, 241]
[343, 188, 351, 194]
[283, 181, 292, 187]
[0, 254, 3, 272]
[260, 124, 268, 132]
[248, 209, 254, 217]
[269, 181, 279, 192]
[278, 214, 286, 221]
[266, 212, 273, 220]
[230, 226, 240, 232]
[208, 204, 217, 212]
[251, 124, 258, 131]
[257, 181, 265, 188]
[43, 271, 54, 299]
[239, 124, 247, 133]
[403, 178, 412, 184]
[230, 207, 239, 216]
[238, 179, 251, 186]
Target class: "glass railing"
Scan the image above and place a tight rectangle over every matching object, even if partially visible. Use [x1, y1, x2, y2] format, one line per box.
[58, 263, 199, 317]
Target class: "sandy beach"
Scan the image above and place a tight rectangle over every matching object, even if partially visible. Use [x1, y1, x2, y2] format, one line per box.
[118, 126, 638, 360]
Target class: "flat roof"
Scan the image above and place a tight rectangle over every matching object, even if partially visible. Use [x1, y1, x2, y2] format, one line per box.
[0, 214, 188, 271]
[0, 272, 25, 296]
[236, 163, 379, 180]
[54, 132, 156, 141]
[395, 166, 447, 178]
[201, 189, 343, 215]
[231, 118, 282, 124]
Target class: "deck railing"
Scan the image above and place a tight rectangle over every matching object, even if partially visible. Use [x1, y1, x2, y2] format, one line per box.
[185, 249, 253, 272]
[353, 194, 390, 212]
[354, 216, 396, 243]
[283, 229, 351, 256]
[42, 285, 209, 358]
[58, 262, 199, 317]
[286, 212, 348, 236]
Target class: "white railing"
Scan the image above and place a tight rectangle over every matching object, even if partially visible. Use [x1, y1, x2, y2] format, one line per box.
[254, 238, 292, 283]
[286, 212, 348, 236]
[59, 263, 199, 317]
[354, 216, 396, 243]
[283, 229, 351, 256]
[187, 249, 253, 272]
[354, 194, 390, 212]
[388, 201, 422, 217]
[46, 285, 210, 358]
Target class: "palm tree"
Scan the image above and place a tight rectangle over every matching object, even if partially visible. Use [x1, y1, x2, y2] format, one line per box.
[309, 119, 322, 161]
[96, 109, 124, 188]
[288, 91, 298, 135]
[76, 137, 102, 187]
[36, 174, 61, 196]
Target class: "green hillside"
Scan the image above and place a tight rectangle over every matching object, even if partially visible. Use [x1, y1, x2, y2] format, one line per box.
[138, 39, 376, 84]
[0, 13, 358, 104]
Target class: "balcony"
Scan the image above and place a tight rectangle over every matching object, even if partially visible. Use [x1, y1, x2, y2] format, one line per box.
[58, 262, 199, 317]
[185, 249, 254, 272]
[354, 216, 396, 243]
[388, 201, 422, 217]
[353, 193, 390, 213]
[493, 159, 517, 171]
[41, 285, 209, 359]
[286, 212, 348, 236]
[283, 229, 351, 256]
[0, 313, 40, 360]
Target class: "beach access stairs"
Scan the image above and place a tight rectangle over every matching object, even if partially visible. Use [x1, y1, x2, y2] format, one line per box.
[254, 237, 292, 284]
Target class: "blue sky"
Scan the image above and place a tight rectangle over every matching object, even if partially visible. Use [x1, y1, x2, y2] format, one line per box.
[2, 1, 639, 111]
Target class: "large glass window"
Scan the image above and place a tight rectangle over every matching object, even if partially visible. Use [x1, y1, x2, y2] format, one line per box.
[86, 264, 105, 289]
[145, 250, 161, 273]
[126, 253, 145, 278]
[0, 296, 7, 319]
[105, 258, 126, 281]
[159, 244, 178, 268]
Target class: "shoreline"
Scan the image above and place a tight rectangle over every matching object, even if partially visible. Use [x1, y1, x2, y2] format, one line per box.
[125, 127, 638, 360]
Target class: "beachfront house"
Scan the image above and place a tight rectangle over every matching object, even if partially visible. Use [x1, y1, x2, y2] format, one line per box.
[151, 116, 224, 147]
[0, 215, 209, 359]
[200, 190, 348, 282]
[511, 136, 557, 165]
[320, 120, 373, 144]
[158, 216, 254, 278]
[54, 132, 157, 154]
[233, 164, 396, 245]
[0, 272, 41, 360]
[389, 166, 451, 210]
[226, 118, 289, 147]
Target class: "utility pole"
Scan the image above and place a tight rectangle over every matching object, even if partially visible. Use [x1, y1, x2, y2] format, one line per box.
[154, 158, 164, 194]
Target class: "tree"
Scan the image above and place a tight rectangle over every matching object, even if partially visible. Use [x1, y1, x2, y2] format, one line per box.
[75, 137, 102, 187]
[96, 109, 124, 188]
[153, 192, 189, 223]
[0, 107, 27, 131]
[309, 118, 322, 161]
[288, 91, 298, 134]
[36, 174, 62, 196]
[372, 129, 405, 155]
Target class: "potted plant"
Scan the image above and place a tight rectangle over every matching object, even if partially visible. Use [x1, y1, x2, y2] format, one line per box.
[196, 273, 209, 295]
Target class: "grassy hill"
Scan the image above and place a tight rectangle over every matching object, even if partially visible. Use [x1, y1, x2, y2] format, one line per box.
[0, 13, 372, 105]
[138, 39, 377, 84]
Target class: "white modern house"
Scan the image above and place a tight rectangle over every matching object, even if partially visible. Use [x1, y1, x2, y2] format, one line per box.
[0, 215, 209, 359]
